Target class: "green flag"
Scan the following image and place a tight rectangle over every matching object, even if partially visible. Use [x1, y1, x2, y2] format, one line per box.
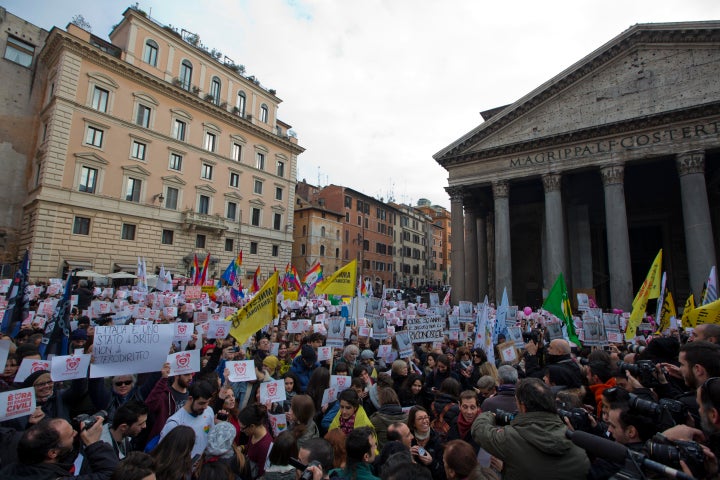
[542, 273, 580, 347]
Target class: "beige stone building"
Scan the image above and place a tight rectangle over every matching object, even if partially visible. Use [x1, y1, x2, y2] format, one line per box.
[416, 202, 451, 288]
[389, 202, 432, 288]
[436, 22, 720, 308]
[11, 7, 303, 280]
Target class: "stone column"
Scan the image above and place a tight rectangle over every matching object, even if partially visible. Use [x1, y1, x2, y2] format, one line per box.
[477, 205, 489, 301]
[493, 181, 512, 303]
[677, 151, 717, 298]
[542, 173, 567, 289]
[447, 186, 466, 302]
[601, 164, 633, 310]
[464, 203, 479, 303]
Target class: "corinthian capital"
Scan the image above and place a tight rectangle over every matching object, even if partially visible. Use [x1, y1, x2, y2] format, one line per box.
[492, 180, 509, 198]
[600, 164, 624, 186]
[676, 151, 705, 176]
[445, 186, 465, 202]
[542, 173, 562, 193]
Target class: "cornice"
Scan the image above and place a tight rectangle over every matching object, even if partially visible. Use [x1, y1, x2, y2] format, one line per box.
[40, 30, 304, 156]
[436, 23, 720, 164]
[439, 101, 720, 167]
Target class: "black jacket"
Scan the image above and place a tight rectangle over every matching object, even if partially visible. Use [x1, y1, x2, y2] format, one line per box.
[0, 440, 118, 480]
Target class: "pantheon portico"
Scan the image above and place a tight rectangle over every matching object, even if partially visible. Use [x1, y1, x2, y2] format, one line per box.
[435, 22, 720, 310]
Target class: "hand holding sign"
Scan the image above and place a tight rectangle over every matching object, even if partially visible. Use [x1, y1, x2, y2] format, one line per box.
[167, 349, 200, 376]
[259, 380, 286, 404]
[226, 360, 257, 382]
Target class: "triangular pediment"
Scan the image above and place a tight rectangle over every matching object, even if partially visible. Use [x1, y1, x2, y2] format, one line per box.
[162, 175, 186, 186]
[121, 164, 151, 176]
[195, 184, 217, 194]
[436, 21, 720, 163]
[74, 152, 109, 165]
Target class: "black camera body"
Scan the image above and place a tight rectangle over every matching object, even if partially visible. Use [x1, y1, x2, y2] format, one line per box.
[618, 359, 658, 388]
[495, 409, 517, 426]
[557, 408, 592, 432]
[645, 436, 706, 479]
[73, 410, 107, 431]
[628, 394, 687, 430]
[289, 458, 321, 480]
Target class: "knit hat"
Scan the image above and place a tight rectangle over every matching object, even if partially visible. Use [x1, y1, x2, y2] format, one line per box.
[23, 370, 51, 389]
[263, 355, 279, 372]
[70, 329, 88, 341]
[201, 344, 216, 357]
[360, 349, 375, 360]
[301, 344, 317, 363]
[205, 421, 236, 458]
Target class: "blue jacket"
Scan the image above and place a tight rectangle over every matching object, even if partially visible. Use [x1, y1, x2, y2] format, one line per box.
[290, 356, 315, 392]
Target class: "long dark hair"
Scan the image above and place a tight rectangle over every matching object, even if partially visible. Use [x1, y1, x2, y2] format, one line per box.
[305, 367, 330, 411]
[290, 394, 315, 441]
[151, 425, 194, 480]
[268, 430, 297, 466]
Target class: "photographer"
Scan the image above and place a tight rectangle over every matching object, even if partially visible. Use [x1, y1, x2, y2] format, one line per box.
[471, 377, 590, 479]
[0, 415, 118, 480]
[297, 438, 335, 480]
[99, 401, 148, 460]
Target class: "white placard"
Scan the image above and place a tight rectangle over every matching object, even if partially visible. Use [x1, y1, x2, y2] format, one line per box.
[259, 380, 286, 404]
[15, 358, 51, 383]
[321, 387, 339, 406]
[167, 349, 201, 376]
[270, 342, 280, 356]
[0, 339, 10, 373]
[330, 375, 351, 390]
[268, 413, 288, 437]
[0, 387, 36, 421]
[206, 320, 231, 339]
[50, 354, 91, 381]
[406, 316, 445, 343]
[226, 360, 257, 382]
[377, 345, 392, 361]
[173, 322, 194, 342]
[396, 331, 413, 358]
[90, 324, 174, 378]
[317, 346, 332, 362]
[287, 320, 311, 333]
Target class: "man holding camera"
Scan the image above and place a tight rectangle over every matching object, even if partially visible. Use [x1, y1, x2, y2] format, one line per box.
[0, 415, 118, 480]
[99, 401, 148, 459]
[297, 438, 335, 480]
[471, 377, 590, 479]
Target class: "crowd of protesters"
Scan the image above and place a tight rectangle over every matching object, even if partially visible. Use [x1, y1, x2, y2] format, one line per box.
[0, 279, 720, 480]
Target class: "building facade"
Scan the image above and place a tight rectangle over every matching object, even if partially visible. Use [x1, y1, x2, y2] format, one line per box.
[9, 7, 303, 280]
[389, 202, 431, 288]
[292, 185, 344, 276]
[416, 202, 451, 288]
[435, 22, 720, 309]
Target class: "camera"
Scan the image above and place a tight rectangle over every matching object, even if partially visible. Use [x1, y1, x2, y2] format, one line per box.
[289, 458, 321, 480]
[495, 409, 517, 426]
[627, 344, 646, 354]
[628, 394, 687, 430]
[645, 436, 706, 479]
[217, 412, 228, 421]
[73, 410, 107, 431]
[522, 329, 541, 345]
[618, 359, 659, 387]
[557, 408, 592, 432]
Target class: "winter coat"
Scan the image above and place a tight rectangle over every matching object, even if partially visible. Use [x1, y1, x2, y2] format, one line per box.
[471, 411, 590, 480]
[290, 356, 315, 393]
[430, 393, 459, 428]
[0, 440, 118, 480]
[369, 404, 408, 449]
[144, 376, 185, 441]
[480, 385, 518, 414]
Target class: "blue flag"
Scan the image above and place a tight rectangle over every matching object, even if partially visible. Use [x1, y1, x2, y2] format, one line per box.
[1, 250, 30, 337]
[39, 272, 73, 358]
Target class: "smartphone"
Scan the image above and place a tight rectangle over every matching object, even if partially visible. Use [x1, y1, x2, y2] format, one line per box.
[217, 412, 228, 421]
[289, 458, 307, 470]
[417, 447, 427, 456]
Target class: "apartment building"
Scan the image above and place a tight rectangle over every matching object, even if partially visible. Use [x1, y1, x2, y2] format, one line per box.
[9, 7, 303, 280]
[416, 201, 451, 288]
[292, 185, 344, 276]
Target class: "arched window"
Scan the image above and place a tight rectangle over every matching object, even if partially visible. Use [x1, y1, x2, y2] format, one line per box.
[260, 104, 269, 123]
[179, 60, 193, 90]
[321, 226, 326, 237]
[320, 245, 325, 256]
[210, 77, 221, 105]
[143, 40, 158, 66]
[335, 248, 339, 259]
[236, 92, 246, 117]
[302, 225, 306, 236]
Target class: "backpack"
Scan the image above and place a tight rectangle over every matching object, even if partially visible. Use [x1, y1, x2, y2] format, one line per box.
[430, 401, 453, 441]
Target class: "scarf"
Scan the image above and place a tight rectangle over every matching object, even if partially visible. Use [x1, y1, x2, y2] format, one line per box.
[340, 413, 356, 435]
[457, 413, 475, 440]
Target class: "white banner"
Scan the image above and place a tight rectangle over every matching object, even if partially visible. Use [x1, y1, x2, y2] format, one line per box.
[226, 360, 257, 382]
[15, 358, 51, 383]
[0, 387, 36, 421]
[167, 349, 201, 376]
[259, 380, 286, 404]
[90, 324, 174, 377]
[406, 316, 445, 343]
[51, 354, 91, 381]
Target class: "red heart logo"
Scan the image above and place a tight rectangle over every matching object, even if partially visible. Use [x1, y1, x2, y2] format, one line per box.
[177, 325, 187, 335]
[31, 362, 49, 372]
[234, 363, 246, 375]
[267, 384, 277, 396]
[337, 377, 346, 387]
[176, 353, 190, 368]
[66, 358, 80, 371]
[216, 327, 226, 337]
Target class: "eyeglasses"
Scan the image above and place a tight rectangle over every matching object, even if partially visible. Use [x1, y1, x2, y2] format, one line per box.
[35, 380, 54, 388]
[415, 415, 430, 422]
[114, 380, 133, 387]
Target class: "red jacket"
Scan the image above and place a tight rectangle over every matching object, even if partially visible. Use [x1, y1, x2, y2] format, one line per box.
[588, 377, 616, 416]
[144, 377, 181, 440]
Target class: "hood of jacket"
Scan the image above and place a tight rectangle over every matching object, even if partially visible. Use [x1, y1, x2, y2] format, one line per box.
[510, 411, 576, 456]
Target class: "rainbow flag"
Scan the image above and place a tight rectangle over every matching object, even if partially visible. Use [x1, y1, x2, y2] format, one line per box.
[302, 262, 323, 294]
[290, 265, 302, 292]
[192, 254, 200, 285]
[250, 266, 261, 294]
[198, 253, 211, 285]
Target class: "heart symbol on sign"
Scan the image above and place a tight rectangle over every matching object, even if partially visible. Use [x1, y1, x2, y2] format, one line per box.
[176, 353, 190, 368]
[66, 357, 80, 371]
[234, 363, 246, 375]
[177, 325, 187, 335]
[216, 327, 226, 337]
[267, 383, 277, 396]
[338, 377, 346, 387]
[31, 362, 49, 373]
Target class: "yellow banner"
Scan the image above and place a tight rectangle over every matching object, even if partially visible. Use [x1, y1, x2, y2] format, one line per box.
[315, 259, 357, 297]
[685, 299, 720, 326]
[656, 291, 676, 333]
[282, 290, 298, 300]
[682, 294, 696, 327]
[626, 250, 662, 340]
[227, 271, 278, 345]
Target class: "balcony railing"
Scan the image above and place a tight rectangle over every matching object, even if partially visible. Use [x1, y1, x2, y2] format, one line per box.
[182, 210, 229, 236]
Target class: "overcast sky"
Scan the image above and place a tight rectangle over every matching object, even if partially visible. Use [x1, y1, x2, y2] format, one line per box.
[6, 0, 720, 209]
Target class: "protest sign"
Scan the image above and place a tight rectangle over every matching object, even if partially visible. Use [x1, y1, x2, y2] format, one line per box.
[173, 323, 194, 342]
[259, 380, 286, 404]
[0, 340, 10, 375]
[50, 354, 91, 381]
[90, 324, 174, 378]
[287, 320, 311, 333]
[396, 331, 413, 358]
[15, 358, 51, 383]
[369, 315, 387, 340]
[226, 360, 257, 382]
[321, 387, 339, 406]
[406, 316, 444, 343]
[206, 320, 231, 339]
[0, 387, 35, 421]
[268, 413, 288, 437]
[330, 375, 352, 390]
[317, 346, 332, 362]
[326, 317, 345, 349]
[167, 349, 200, 376]
[497, 342, 518, 364]
[185, 286, 202, 300]
[378, 344, 392, 361]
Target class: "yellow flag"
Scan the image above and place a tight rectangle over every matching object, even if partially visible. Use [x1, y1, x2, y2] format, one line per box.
[656, 291, 676, 333]
[684, 299, 720, 326]
[626, 250, 662, 340]
[315, 259, 357, 297]
[282, 290, 298, 301]
[227, 271, 278, 345]
[682, 294, 696, 327]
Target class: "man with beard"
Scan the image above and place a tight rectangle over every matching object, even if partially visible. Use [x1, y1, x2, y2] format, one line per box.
[0, 415, 118, 480]
[144, 362, 193, 442]
[159, 381, 215, 457]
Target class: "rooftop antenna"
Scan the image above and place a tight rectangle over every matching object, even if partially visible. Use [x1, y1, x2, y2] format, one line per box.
[317, 166, 321, 187]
